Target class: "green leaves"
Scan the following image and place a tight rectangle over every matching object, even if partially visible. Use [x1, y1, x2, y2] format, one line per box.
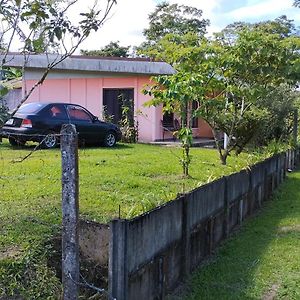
[143, 16, 300, 165]
[1, 0, 116, 54]
[81, 41, 130, 58]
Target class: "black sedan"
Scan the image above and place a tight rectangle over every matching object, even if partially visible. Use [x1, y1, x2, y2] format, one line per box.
[0, 102, 122, 148]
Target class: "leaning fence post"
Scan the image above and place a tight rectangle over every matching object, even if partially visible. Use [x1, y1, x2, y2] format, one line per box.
[61, 124, 79, 300]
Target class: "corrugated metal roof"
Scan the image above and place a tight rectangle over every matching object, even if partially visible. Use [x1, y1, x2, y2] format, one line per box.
[1, 53, 176, 76]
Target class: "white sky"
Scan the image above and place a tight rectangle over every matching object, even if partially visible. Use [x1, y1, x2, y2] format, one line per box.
[78, 0, 300, 52]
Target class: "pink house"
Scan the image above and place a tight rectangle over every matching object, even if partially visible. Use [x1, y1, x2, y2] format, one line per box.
[4, 54, 213, 142]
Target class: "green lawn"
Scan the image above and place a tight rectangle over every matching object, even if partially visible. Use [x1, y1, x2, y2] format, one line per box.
[181, 170, 300, 300]
[0, 140, 262, 298]
[0, 142, 258, 299]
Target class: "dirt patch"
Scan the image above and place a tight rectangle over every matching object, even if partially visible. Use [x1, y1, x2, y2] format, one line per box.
[0, 245, 23, 260]
[262, 284, 280, 300]
[278, 224, 300, 234]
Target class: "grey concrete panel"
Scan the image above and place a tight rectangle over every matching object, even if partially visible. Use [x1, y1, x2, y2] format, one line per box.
[226, 170, 250, 203]
[251, 162, 265, 188]
[212, 210, 225, 247]
[264, 156, 278, 175]
[126, 198, 183, 273]
[189, 219, 210, 270]
[187, 178, 225, 230]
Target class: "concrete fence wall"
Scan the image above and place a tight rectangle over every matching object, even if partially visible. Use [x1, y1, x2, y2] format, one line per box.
[108, 149, 299, 300]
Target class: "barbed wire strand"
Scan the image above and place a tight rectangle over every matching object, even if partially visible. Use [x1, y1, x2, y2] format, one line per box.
[68, 272, 116, 300]
[0, 132, 77, 163]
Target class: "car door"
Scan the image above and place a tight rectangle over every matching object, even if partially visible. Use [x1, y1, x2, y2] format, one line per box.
[39, 104, 69, 132]
[65, 104, 102, 144]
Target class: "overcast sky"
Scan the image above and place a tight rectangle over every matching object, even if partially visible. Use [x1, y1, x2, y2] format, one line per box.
[78, 0, 300, 51]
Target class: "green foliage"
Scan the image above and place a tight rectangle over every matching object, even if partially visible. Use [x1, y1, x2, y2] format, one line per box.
[0, 0, 116, 54]
[81, 41, 130, 57]
[102, 105, 114, 124]
[119, 105, 138, 143]
[140, 2, 209, 51]
[143, 16, 300, 165]
[178, 127, 193, 176]
[0, 98, 9, 127]
[0, 0, 116, 117]
[143, 69, 202, 175]
[254, 85, 298, 145]
[0, 240, 61, 299]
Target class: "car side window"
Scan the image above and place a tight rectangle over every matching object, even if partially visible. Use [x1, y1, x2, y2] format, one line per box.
[67, 105, 92, 122]
[46, 105, 67, 119]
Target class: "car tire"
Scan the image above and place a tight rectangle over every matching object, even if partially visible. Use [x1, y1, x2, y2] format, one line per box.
[9, 137, 26, 147]
[41, 132, 58, 149]
[103, 131, 116, 147]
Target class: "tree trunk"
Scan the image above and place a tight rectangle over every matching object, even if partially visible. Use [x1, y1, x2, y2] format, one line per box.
[183, 144, 190, 177]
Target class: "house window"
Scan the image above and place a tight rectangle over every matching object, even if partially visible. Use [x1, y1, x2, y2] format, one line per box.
[103, 88, 134, 125]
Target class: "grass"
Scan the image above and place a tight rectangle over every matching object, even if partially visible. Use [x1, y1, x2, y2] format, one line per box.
[181, 170, 300, 300]
[0, 140, 263, 298]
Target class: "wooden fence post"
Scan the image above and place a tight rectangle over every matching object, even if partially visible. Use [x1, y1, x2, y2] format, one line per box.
[61, 124, 79, 300]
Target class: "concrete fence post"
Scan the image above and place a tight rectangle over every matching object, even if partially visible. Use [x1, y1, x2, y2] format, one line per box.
[223, 177, 230, 238]
[283, 152, 287, 179]
[109, 219, 128, 300]
[238, 198, 243, 225]
[61, 124, 79, 300]
[292, 150, 295, 169]
[293, 109, 298, 146]
[276, 155, 281, 187]
[181, 195, 190, 278]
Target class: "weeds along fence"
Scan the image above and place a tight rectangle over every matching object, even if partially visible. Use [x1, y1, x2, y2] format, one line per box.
[108, 148, 299, 300]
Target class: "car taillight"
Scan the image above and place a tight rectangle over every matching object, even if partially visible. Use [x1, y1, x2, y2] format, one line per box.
[21, 119, 32, 128]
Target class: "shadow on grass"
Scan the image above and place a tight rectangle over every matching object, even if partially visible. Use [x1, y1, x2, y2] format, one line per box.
[178, 173, 300, 300]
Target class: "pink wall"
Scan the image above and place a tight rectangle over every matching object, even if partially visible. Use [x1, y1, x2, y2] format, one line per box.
[24, 76, 213, 142]
[24, 76, 160, 142]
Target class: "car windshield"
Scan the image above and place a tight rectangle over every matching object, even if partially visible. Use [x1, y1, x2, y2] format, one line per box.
[17, 103, 45, 114]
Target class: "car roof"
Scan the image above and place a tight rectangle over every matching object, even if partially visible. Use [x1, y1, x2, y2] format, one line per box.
[23, 102, 88, 108]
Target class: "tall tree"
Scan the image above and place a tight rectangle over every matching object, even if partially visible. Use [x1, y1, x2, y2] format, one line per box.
[81, 40, 130, 57]
[0, 0, 116, 117]
[140, 2, 209, 51]
[144, 17, 300, 165]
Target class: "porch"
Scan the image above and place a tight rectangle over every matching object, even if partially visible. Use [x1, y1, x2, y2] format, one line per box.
[149, 137, 216, 148]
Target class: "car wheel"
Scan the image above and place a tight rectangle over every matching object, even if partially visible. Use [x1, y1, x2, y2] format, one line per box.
[104, 131, 116, 147]
[9, 137, 26, 147]
[41, 132, 58, 149]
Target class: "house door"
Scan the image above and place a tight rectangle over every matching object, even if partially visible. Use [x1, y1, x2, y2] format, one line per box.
[103, 88, 134, 125]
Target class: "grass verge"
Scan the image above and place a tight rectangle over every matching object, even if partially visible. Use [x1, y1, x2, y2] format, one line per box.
[180, 170, 300, 300]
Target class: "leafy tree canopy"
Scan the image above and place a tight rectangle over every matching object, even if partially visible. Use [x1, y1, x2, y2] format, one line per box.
[81, 41, 130, 57]
[141, 2, 209, 48]
[0, 0, 116, 116]
[144, 16, 300, 164]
